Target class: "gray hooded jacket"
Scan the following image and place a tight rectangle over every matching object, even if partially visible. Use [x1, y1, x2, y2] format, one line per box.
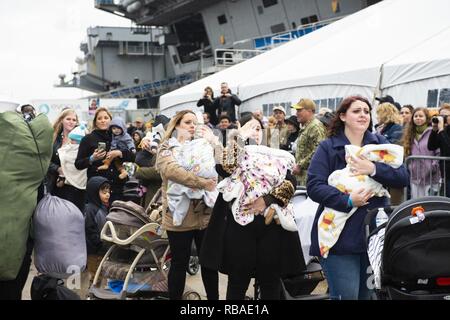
[110, 117, 136, 152]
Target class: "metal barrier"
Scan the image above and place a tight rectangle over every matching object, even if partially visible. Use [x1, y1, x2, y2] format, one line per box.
[404, 155, 450, 201]
[214, 49, 264, 67]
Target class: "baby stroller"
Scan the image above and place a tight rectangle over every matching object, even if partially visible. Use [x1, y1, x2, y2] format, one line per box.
[365, 196, 450, 300]
[145, 188, 200, 277]
[89, 200, 200, 300]
[253, 187, 329, 300]
[122, 178, 145, 205]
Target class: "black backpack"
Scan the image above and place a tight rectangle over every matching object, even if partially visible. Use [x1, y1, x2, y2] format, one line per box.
[30, 274, 80, 300]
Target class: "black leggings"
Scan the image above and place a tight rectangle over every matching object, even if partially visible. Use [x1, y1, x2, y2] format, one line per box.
[225, 215, 282, 300]
[167, 229, 218, 300]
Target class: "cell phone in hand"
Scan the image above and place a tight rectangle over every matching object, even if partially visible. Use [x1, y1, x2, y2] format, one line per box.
[98, 142, 106, 152]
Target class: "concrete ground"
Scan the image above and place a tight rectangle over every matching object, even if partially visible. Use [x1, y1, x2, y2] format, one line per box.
[186, 270, 255, 300]
[22, 263, 326, 300]
[22, 261, 253, 300]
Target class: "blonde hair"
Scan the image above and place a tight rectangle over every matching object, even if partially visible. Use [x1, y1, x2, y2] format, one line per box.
[93, 107, 112, 130]
[162, 110, 195, 142]
[439, 103, 450, 114]
[376, 102, 400, 125]
[267, 116, 277, 129]
[52, 109, 79, 143]
[318, 107, 332, 116]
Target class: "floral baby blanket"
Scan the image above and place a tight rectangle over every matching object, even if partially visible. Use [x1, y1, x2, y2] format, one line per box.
[217, 145, 297, 231]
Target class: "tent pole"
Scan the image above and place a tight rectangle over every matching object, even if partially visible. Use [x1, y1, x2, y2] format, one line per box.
[373, 63, 385, 106]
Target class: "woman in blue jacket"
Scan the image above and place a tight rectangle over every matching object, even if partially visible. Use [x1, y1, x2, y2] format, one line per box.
[307, 96, 409, 300]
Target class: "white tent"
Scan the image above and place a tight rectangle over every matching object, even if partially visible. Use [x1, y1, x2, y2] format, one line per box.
[239, 0, 450, 111]
[160, 0, 450, 116]
[381, 26, 450, 107]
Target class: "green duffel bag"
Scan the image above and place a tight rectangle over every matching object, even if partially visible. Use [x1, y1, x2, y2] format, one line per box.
[0, 111, 52, 280]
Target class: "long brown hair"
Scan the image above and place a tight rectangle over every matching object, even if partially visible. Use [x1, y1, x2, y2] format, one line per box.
[204, 86, 214, 98]
[401, 107, 430, 157]
[92, 107, 112, 130]
[162, 110, 196, 142]
[328, 95, 373, 137]
[52, 109, 79, 143]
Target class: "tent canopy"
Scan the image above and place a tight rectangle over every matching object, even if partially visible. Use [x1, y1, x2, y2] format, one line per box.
[160, 0, 450, 116]
[382, 27, 450, 88]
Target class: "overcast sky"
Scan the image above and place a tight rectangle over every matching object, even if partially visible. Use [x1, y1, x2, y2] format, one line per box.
[0, 0, 130, 102]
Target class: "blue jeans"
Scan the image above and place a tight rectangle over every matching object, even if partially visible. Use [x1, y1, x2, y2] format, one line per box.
[320, 254, 372, 300]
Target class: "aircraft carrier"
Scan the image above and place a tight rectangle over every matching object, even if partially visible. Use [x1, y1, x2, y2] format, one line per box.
[59, 0, 379, 109]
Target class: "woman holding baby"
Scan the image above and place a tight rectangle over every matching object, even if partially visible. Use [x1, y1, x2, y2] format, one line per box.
[306, 95, 409, 300]
[155, 110, 219, 300]
[199, 114, 305, 300]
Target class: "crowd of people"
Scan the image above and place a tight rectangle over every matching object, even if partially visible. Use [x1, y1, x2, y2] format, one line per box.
[2, 86, 450, 301]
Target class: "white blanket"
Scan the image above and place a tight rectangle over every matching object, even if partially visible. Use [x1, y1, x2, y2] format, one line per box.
[318, 144, 403, 258]
[167, 138, 218, 226]
[58, 143, 87, 190]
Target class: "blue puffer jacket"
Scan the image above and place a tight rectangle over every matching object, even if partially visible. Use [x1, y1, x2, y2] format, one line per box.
[380, 122, 403, 145]
[307, 130, 409, 256]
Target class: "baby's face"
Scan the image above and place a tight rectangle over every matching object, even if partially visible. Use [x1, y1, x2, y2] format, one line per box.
[111, 126, 123, 136]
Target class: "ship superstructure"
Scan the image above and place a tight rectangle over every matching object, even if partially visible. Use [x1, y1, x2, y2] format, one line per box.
[58, 0, 379, 108]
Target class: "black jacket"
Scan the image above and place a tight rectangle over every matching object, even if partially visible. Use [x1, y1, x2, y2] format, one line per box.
[75, 129, 135, 197]
[200, 165, 305, 277]
[213, 93, 241, 122]
[280, 130, 299, 153]
[428, 126, 450, 180]
[84, 176, 110, 254]
[197, 97, 218, 125]
[47, 134, 63, 194]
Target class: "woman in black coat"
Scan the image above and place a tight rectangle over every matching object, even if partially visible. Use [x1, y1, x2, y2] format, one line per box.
[75, 107, 135, 203]
[197, 86, 218, 126]
[199, 114, 305, 300]
[428, 104, 450, 197]
[280, 115, 300, 154]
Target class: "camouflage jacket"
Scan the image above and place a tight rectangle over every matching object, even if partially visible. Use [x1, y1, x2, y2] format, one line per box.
[295, 118, 326, 186]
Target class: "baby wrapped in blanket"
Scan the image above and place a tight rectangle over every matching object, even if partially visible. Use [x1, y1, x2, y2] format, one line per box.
[166, 137, 219, 226]
[318, 144, 404, 258]
[217, 144, 297, 232]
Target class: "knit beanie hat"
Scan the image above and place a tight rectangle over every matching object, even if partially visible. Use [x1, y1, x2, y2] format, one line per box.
[68, 124, 87, 143]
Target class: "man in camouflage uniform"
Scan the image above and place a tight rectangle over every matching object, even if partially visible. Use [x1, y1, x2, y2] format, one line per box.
[292, 98, 327, 186]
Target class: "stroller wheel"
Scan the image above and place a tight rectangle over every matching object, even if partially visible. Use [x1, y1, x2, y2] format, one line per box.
[187, 256, 200, 275]
[183, 290, 202, 300]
